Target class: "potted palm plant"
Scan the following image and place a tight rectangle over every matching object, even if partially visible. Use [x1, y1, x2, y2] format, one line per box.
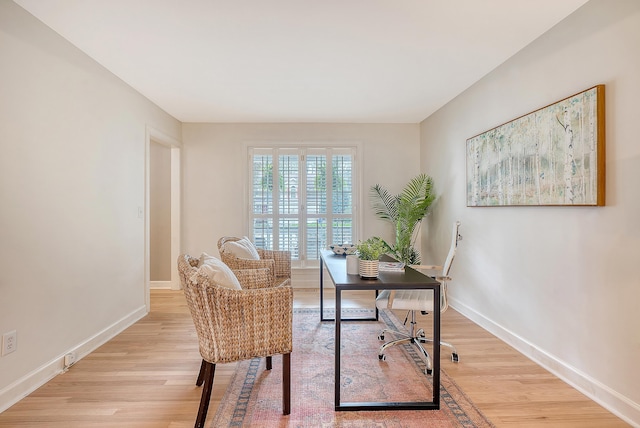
[355, 237, 387, 279]
[370, 173, 435, 265]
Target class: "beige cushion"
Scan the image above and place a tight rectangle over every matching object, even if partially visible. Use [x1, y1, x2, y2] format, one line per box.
[224, 236, 260, 260]
[195, 253, 242, 290]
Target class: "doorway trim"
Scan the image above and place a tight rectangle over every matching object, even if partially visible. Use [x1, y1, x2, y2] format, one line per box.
[145, 126, 181, 311]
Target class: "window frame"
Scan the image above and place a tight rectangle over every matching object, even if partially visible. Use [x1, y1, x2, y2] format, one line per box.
[245, 142, 362, 268]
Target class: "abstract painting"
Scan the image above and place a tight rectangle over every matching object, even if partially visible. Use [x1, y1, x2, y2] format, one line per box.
[466, 85, 605, 206]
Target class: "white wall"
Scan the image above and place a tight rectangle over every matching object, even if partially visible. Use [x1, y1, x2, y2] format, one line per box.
[419, 0, 640, 424]
[181, 123, 420, 285]
[0, 1, 181, 410]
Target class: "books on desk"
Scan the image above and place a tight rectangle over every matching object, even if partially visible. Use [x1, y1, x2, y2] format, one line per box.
[378, 261, 405, 272]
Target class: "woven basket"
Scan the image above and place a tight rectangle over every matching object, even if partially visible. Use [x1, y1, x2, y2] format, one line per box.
[358, 259, 379, 279]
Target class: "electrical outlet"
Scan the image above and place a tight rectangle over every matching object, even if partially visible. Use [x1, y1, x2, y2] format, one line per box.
[64, 352, 77, 368]
[2, 330, 17, 356]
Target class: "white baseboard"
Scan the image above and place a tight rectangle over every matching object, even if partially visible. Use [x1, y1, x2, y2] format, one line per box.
[0, 305, 148, 414]
[450, 297, 640, 427]
[150, 280, 174, 289]
[292, 279, 321, 288]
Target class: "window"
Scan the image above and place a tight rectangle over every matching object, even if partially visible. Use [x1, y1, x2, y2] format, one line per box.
[249, 146, 358, 267]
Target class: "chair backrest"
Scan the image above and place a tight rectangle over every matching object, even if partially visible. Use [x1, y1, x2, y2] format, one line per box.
[441, 221, 461, 277]
[178, 253, 293, 364]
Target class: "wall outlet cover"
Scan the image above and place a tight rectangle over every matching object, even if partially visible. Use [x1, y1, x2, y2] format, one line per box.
[64, 352, 77, 367]
[2, 330, 17, 356]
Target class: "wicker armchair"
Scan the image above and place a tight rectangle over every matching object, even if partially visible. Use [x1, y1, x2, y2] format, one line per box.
[217, 236, 291, 286]
[177, 254, 293, 428]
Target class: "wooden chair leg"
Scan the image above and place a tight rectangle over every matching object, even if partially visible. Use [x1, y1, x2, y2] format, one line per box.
[282, 353, 291, 415]
[266, 355, 272, 370]
[195, 361, 215, 428]
[195, 359, 206, 386]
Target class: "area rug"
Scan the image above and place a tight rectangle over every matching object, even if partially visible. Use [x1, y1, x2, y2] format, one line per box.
[211, 308, 494, 427]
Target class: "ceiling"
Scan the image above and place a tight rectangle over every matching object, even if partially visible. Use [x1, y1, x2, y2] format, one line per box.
[14, 0, 589, 123]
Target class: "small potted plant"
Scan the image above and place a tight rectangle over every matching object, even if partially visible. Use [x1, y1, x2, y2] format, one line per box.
[355, 237, 387, 279]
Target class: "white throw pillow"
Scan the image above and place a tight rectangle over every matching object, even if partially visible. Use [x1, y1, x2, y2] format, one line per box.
[224, 236, 260, 260]
[195, 253, 242, 290]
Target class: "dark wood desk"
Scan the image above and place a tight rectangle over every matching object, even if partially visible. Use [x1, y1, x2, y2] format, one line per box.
[319, 249, 441, 411]
[319, 254, 379, 322]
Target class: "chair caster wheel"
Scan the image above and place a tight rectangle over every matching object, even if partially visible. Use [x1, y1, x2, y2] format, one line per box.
[378, 354, 386, 361]
[378, 334, 384, 341]
[451, 353, 459, 363]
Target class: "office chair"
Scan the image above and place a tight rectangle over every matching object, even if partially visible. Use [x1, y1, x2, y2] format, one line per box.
[376, 220, 461, 375]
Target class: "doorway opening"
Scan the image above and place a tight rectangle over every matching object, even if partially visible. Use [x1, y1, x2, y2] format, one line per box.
[145, 126, 181, 311]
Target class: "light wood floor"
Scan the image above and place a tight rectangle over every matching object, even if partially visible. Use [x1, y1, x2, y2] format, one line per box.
[0, 289, 629, 427]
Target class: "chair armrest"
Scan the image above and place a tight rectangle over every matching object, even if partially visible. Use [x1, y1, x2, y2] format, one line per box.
[410, 264, 442, 271]
[257, 249, 292, 279]
[234, 268, 275, 289]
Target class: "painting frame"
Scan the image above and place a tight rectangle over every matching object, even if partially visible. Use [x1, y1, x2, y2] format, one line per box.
[466, 85, 605, 207]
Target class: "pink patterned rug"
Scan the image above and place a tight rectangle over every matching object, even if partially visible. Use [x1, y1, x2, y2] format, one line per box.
[211, 308, 494, 427]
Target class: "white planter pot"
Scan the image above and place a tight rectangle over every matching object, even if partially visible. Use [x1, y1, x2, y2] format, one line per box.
[358, 259, 379, 279]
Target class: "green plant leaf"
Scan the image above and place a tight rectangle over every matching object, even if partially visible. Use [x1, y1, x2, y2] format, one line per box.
[370, 184, 399, 221]
[369, 174, 435, 264]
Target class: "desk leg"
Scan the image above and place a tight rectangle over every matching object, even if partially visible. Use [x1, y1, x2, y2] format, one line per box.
[375, 289, 379, 321]
[319, 257, 325, 321]
[334, 288, 342, 409]
[433, 286, 441, 408]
